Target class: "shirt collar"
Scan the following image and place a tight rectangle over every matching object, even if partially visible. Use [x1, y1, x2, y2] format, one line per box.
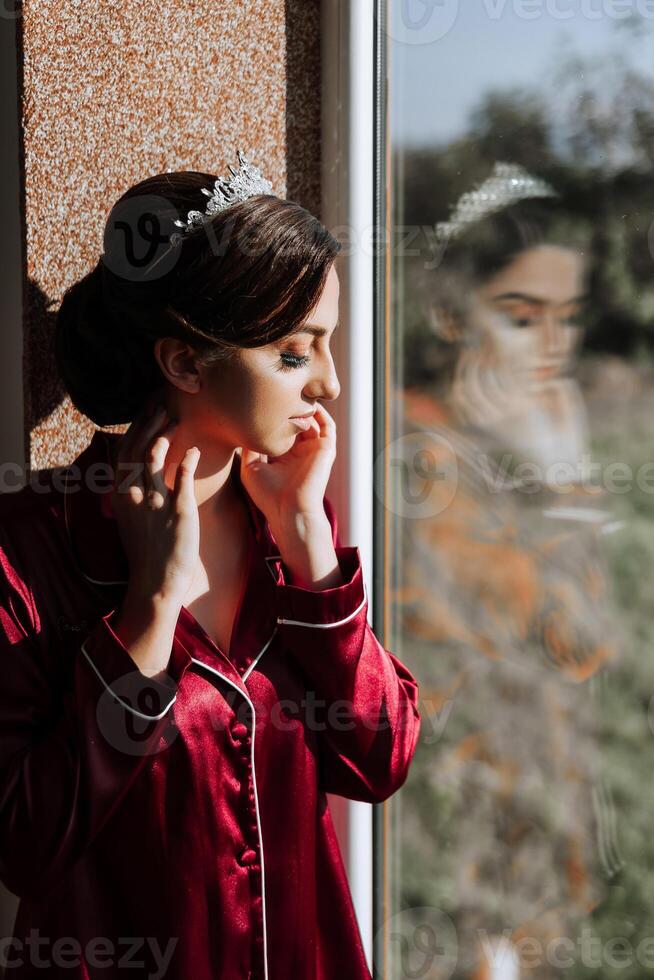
[62, 429, 283, 674]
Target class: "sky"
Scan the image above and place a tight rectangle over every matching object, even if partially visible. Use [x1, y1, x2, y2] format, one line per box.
[390, 0, 654, 146]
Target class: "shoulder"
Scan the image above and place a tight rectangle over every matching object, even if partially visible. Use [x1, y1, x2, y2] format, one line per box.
[0, 473, 65, 596]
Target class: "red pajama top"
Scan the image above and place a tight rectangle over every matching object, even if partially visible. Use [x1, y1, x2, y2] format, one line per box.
[0, 429, 421, 979]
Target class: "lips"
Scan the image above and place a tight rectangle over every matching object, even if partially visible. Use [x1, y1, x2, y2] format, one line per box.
[289, 415, 313, 431]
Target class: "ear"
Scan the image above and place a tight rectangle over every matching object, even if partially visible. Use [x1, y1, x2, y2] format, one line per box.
[153, 337, 202, 394]
[429, 306, 463, 343]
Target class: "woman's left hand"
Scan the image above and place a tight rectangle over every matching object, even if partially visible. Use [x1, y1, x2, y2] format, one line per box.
[239, 403, 336, 535]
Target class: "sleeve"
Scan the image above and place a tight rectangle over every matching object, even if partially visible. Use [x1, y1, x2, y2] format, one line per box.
[0, 521, 193, 900]
[269, 495, 422, 803]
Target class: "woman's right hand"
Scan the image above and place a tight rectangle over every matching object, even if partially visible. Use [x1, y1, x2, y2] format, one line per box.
[110, 400, 201, 606]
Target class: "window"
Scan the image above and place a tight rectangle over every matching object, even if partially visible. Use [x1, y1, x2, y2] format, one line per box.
[377, 3, 654, 978]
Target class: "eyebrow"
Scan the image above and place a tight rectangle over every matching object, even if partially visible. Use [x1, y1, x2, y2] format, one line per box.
[490, 292, 589, 306]
[295, 320, 340, 338]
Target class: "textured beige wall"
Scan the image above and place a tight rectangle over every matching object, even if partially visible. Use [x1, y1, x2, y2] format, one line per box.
[18, 0, 321, 472]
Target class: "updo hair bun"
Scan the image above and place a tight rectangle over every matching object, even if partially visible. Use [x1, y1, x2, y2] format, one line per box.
[55, 170, 342, 427]
[55, 261, 165, 427]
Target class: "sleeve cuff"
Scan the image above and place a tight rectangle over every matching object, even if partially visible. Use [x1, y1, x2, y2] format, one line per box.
[271, 546, 367, 627]
[80, 609, 193, 720]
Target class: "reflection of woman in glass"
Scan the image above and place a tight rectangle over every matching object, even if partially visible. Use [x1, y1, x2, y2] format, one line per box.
[400, 164, 624, 980]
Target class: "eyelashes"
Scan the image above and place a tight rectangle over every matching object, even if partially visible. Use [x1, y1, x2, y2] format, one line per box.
[277, 352, 311, 372]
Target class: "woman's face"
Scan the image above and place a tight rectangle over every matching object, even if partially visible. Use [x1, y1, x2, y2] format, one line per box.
[449, 245, 590, 470]
[159, 264, 341, 458]
[475, 244, 587, 386]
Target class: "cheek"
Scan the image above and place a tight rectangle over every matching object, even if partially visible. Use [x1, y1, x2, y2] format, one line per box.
[207, 360, 302, 438]
[489, 324, 540, 364]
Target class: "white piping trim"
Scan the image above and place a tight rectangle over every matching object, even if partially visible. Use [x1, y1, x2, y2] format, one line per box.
[80, 639, 177, 720]
[264, 554, 282, 583]
[276, 582, 367, 628]
[241, 627, 278, 682]
[190, 657, 269, 980]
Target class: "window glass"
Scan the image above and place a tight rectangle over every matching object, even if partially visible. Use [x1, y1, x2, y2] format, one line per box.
[385, 5, 654, 978]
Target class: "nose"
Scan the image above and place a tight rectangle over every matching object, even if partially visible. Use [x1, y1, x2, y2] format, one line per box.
[304, 352, 341, 402]
[540, 308, 569, 361]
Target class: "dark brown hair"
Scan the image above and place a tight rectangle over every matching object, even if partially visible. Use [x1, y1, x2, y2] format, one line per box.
[55, 171, 341, 426]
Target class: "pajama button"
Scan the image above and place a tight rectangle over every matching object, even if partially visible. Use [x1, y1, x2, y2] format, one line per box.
[231, 723, 249, 741]
[238, 847, 258, 866]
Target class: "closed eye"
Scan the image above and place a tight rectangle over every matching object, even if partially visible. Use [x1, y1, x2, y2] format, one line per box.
[277, 352, 311, 372]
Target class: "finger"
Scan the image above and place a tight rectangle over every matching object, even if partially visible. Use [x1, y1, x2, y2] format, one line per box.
[111, 470, 147, 507]
[144, 420, 179, 503]
[311, 404, 336, 440]
[130, 406, 171, 460]
[173, 447, 201, 509]
[123, 408, 174, 493]
[119, 403, 168, 466]
[313, 403, 335, 426]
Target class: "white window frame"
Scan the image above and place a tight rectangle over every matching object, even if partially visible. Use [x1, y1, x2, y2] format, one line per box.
[321, 0, 377, 971]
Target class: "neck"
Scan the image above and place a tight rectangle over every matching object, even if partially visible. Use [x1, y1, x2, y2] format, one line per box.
[107, 431, 242, 526]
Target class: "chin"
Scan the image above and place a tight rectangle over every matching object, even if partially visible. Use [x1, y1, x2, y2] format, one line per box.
[244, 431, 293, 457]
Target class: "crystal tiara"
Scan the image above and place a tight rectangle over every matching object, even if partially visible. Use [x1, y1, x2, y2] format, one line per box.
[169, 149, 274, 247]
[435, 162, 558, 245]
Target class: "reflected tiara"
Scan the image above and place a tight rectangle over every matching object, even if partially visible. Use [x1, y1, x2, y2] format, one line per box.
[168, 149, 273, 247]
[435, 162, 558, 245]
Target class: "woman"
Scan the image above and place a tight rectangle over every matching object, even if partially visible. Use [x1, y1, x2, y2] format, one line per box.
[0, 154, 422, 978]
[400, 165, 623, 979]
